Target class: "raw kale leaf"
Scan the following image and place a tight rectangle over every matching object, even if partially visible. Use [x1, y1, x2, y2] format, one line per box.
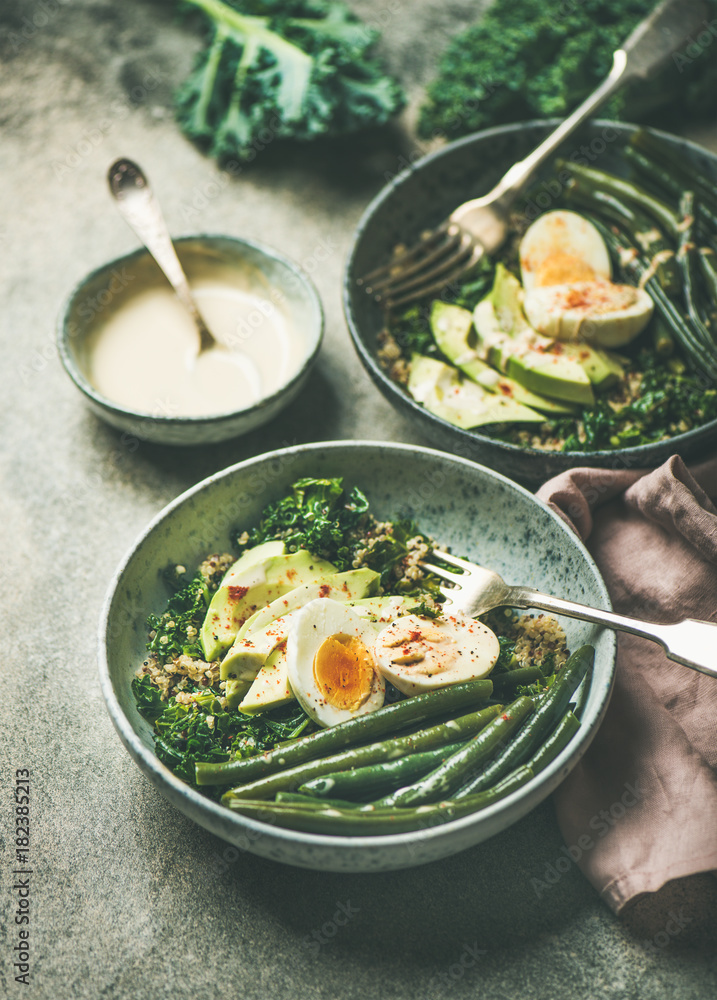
[176, 0, 405, 161]
[419, 0, 717, 141]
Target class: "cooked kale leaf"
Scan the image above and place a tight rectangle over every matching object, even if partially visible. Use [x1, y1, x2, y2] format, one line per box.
[236, 476, 370, 569]
[132, 675, 314, 790]
[146, 574, 209, 665]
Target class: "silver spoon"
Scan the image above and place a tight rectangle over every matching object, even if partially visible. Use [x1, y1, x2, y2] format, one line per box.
[107, 157, 218, 354]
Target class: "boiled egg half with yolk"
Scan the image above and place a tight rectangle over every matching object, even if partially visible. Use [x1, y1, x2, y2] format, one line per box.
[287, 598, 385, 727]
[373, 612, 499, 696]
[520, 210, 654, 348]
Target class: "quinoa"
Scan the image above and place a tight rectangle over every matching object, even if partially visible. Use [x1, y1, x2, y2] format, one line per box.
[486, 607, 568, 669]
[136, 651, 220, 701]
[198, 552, 235, 590]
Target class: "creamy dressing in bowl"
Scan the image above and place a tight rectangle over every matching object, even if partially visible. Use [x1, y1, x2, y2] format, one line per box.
[80, 249, 306, 418]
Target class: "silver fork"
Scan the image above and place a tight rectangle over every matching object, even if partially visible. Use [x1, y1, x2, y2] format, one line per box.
[423, 550, 717, 680]
[358, 0, 707, 310]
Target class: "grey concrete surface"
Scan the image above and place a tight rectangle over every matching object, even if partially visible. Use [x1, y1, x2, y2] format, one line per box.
[1, 2, 716, 998]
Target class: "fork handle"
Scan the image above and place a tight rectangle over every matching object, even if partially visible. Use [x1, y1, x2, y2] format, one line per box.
[491, 0, 708, 205]
[509, 587, 717, 680]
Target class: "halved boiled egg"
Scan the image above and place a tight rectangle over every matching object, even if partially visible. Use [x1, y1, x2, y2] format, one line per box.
[287, 598, 385, 727]
[522, 279, 654, 348]
[520, 210, 611, 292]
[520, 210, 654, 348]
[373, 612, 499, 696]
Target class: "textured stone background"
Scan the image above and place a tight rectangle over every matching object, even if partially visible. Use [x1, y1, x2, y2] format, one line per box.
[1, 1, 716, 997]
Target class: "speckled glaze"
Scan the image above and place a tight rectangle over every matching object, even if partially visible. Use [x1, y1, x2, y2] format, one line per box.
[57, 235, 323, 445]
[343, 120, 717, 487]
[99, 441, 616, 872]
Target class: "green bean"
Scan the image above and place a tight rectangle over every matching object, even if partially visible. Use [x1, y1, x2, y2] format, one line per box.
[587, 216, 717, 380]
[275, 792, 363, 809]
[564, 178, 680, 293]
[623, 144, 685, 203]
[556, 159, 682, 240]
[454, 644, 593, 798]
[221, 705, 502, 802]
[631, 130, 717, 218]
[651, 315, 674, 358]
[196, 676, 493, 786]
[699, 247, 717, 302]
[371, 696, 535, 809]
[526, 710, 580, 775]
[491, 666, 545, 690]
[224, 766, 535, 836]
[298, 741, 466, 801]
[677, 192, 715, 351]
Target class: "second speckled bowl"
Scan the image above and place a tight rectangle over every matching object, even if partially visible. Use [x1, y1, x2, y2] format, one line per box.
[343, 120, 717, 486]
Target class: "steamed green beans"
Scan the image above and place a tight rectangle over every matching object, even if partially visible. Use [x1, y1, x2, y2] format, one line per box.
[298, 741, 467, 801]
[224, 766, 535, 836]
[370, 696, 535, 809]
[196, 676, 493, 787]
[221, 705, 502, 802]
[454, 645, 593, 798]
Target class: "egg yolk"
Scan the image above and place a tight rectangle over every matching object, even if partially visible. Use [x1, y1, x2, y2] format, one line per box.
[533, 251, 596, 288]
[313, 633, 375, 712]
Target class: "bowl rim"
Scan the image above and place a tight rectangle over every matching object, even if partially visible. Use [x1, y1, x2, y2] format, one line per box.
[98, 439, 617, 860]
[57, 233, 324, 427]
[342, 118, 717, 466]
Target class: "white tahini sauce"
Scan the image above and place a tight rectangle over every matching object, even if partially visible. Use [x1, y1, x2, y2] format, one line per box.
[83, 251, 306, 417]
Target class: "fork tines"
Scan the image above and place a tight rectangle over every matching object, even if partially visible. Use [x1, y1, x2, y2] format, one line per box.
[420, 551, 471, 605]
[357, 223, 483, 309]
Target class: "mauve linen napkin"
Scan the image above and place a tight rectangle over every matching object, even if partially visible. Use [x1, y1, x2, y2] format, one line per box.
[535, 454, 717, 914]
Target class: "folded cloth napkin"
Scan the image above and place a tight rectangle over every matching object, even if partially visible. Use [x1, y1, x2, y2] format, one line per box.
[536, 454, 717, 914]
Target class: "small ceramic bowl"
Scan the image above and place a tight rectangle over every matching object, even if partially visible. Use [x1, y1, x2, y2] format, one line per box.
[57, 235, 323, 445]
[99, 440, 616, 873]
[343, 120, 717, 486]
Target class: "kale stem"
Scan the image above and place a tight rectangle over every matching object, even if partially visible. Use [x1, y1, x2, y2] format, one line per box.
[193, 23, 228, 132]
[183, 0, 313, 117]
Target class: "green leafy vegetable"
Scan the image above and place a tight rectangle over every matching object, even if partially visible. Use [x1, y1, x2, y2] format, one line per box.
[146, 574, 209, 665]
[132, 675, 315, 790]
[419, 0, 717, 142]
[550, 355, 717, 452]
[236, 476, 369, 569]
[176, 0, 404, 161]
[236, 477, 440, 597]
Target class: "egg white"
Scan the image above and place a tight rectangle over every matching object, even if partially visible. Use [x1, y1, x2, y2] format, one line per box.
[522, 279, 654, 347]
[373, 612, 499, 696]
[287, 598, 385, 727]
[520, 210, 611, 292]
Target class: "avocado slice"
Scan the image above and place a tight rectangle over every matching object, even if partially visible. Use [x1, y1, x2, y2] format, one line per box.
[220, 611, 297, 687]
[473, 271, 595, 407]
[235, 567, 381, 643]
[561, 342, 624, 391]
[429, 300, 576, 415]
[476, 264, 625, 402]
[221, 567, 381, 682]
[201, 548, 337, 660]
[408, 354, 544, 429]
[235, 642, 293, 714]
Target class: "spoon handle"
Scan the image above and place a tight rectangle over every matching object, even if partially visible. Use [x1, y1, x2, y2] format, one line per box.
[108, 159, 215, 352]
[509, 586, 717, 680]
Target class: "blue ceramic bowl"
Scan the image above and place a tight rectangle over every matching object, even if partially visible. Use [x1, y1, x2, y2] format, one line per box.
[99, 440, 616, 872]
[57, 235, 323, 445]
[343, 120, 717, 486]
